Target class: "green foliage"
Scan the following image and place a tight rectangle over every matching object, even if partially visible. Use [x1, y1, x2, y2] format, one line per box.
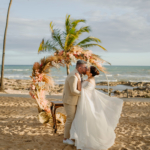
[38, 14, 106, 54]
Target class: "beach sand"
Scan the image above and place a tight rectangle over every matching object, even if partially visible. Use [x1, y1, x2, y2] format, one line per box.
[0, 96, 150, 150]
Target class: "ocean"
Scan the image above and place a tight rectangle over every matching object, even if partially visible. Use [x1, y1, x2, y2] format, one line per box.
[0, 65, 150, 84]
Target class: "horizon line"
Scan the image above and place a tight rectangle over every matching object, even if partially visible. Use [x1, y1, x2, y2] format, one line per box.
[0, 64, 150, 67]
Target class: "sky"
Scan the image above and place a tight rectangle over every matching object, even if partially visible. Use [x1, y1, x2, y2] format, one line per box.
[0, 0, 150, 66]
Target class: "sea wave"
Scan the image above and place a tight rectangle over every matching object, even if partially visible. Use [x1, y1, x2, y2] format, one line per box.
[119, 75, 150, 78]
[55, 79, 65, 82]
[129, 80, 150, 82]
[97, 79, 118, 82]
[5, 69, 30, 71]
[95, 75, 103, 78]
[2, 66, 150, 83]
[106, 74, 112, 77]
[4, 75, 30, 79]
[54, 79, 65, 83]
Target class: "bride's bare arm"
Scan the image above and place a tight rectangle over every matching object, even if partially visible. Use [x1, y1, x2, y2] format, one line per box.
[75, 73, 81, 91]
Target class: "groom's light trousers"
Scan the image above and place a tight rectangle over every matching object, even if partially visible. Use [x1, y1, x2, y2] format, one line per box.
[64, 103, 77, 139]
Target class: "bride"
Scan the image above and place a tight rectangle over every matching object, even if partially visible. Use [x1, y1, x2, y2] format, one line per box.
[70, 66, 123, 150]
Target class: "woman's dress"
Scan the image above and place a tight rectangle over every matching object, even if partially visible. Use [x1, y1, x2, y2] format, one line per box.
[70, 81, 123, 150]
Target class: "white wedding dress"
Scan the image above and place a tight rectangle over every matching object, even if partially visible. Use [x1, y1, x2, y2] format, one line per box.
[70, 81, 123, 150]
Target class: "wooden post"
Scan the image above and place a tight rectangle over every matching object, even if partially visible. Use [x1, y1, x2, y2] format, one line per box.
[66, 64, 70, 75]
[127, 89, 129, 98]
[109, 91, 111, 96]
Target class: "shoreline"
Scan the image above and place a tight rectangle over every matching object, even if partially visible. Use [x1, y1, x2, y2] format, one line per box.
[0, 78, 150, 98]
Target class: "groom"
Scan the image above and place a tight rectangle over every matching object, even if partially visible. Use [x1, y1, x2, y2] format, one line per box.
[62, 60, 87, 145]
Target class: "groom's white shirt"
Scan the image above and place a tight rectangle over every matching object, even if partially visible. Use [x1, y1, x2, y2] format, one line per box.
[62, 69, 81, 105]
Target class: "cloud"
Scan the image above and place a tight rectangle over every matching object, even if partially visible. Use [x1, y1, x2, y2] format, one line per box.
[78, 0, 150, 53]
[85, 11, 150, 53]
[82, 0, 150, 11]
[0, 0, 150, 65]
[0, 16, 64, 54]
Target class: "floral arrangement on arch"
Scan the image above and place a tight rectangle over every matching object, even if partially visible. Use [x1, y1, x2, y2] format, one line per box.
[53, 46, 110, 73]
[30, 46, 109, 109]
[29, 45, 110, 123]
[29, 56, 65, 123]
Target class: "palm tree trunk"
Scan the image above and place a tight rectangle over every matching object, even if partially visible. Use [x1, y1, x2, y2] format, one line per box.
[66, 64, 70, 75]
[0, 0, 12, 91]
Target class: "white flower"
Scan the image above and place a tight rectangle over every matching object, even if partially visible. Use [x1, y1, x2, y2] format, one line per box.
[70, 55, 77, 63]
[38, 82, 45, 87]
[31, 85, 35, 90]
[52, 61, 60, 69]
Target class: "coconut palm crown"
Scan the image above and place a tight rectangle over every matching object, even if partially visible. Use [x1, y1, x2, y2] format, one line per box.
[38, 15, 107, 75]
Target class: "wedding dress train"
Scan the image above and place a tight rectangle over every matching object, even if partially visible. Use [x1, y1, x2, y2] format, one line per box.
[70, 81, 123, 150]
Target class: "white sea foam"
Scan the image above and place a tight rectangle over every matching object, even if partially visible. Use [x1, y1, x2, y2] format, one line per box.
[95, 75, 103, 78]
[4, 75, 30, 79]
[106, 75, 112, 77]
[5, 69, 30, 71]
[55, 79, 65, 82]
[120, 75, 150, 78]
[129, 80, 150, 82]
[98, 79, 118, 82]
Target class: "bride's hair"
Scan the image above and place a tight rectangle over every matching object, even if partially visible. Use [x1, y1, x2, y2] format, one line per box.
[90, 66, 100, 76]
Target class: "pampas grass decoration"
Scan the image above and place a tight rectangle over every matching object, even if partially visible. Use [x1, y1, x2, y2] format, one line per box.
[42, 75, 54, 88]
[38, 112, 50, 124]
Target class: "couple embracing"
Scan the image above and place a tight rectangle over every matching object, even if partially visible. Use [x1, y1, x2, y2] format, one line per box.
[62, 60, 123, 150]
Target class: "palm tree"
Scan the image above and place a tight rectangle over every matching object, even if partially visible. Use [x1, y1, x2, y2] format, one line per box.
[0, 0, 12, 91]
[38, 15, 106, 75]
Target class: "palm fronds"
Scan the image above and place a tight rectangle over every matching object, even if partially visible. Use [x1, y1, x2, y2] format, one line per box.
[76, 26, 91, 35]
[79, 43, 107, 51]
[65, 15, 71, 34]
[38, 14, 108, 75]
[72, 19, 86, 28]
[77, 36, 101, 45]
[50, 22, 64, 49]
[38, 40, 59, 53]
